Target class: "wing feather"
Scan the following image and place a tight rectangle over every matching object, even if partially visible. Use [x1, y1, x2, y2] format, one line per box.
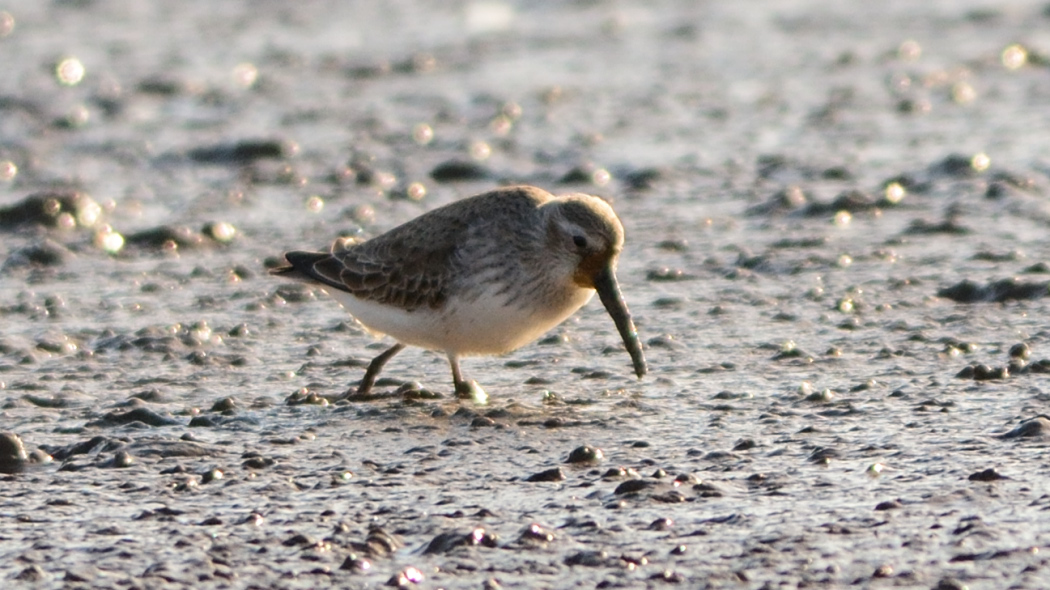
[275, 186, 553, 312]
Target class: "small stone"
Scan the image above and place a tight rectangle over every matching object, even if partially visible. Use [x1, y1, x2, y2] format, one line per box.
[648, 517, 673, 531]
[125, 225, 205, 250]
[201, 468, 224, 484]
[0, 432, 29, 474]
[613, 479, 654, 495]
[430, 160, 490, 182]
[466, 413, 497, 428]
[87, 407, 181, 428]
[873, 564, 893, 578]
[933, 577, 968, 590]
[364, 527, 402, 556]
[187, 139, 291, 164]
[732, 439, 757, 451]
[210, 397, 237, 412]
[875, 499, 903, 511]
[1001, 416, 1050, 439]
[423, 528, 497, 554]
[804, 388, 835, 402]
[649, 570, 685, 583]
[339, 554, 371, 572]
[1009, 343, 1031, 359]
[807, 447, 839, 464]
[286, 389, 329, 406]
[673, 473, 700, 485]
[6, 240, 71, 267]
[518, 523, 554, 545]
[14, 565, 46, 581]
[202, 221, 237, 244]
[283, 532, 314, 547]
[602, 466, 639, 479]
[386, 566, 424, 587]
[564, 550, 609, 566]
[973, 364, 1008, 380]
[242, 456, 276, 469]
[526, 467, 566, 482]
[565, 445, 603, 464]
[968, 468, 1008, 482]
[111, 450, 134, 468]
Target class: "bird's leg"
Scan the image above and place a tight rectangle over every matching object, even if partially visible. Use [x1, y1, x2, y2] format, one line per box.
[340, 343, 405, 399]
[449, 354, 487, 404]
[449, 354, 468, 396]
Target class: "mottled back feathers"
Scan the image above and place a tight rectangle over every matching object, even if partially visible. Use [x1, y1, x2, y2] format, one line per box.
[276, 186, 556, 312]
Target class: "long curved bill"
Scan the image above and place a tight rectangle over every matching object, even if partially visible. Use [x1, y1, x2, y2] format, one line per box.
[593, 264, 647, 378]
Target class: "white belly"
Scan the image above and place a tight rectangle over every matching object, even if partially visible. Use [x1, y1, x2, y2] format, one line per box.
[325, 284, 595, 356]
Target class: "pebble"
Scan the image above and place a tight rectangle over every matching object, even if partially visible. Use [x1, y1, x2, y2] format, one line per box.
[602, 466, 639, 479]
[5, 240, 72, 268]
[87, 407, 181, 428]
[565, 445, 603, 464]
[613, 479, 654, 495]
[125, 225, 206, 250]
[621, 167, 664, 191]
[429, 160, 490, 182]
[0, 191, 101, 229]
[361, 526, 402, 556]
[1000, 416, 1050, 439]
[187, 139, 291, 164]
[1009, 343, 1030, 359]
[518, 523, 555, 546]
[242, 456, 276, 469]
[937, 278, 1049, 303]
[0, 432, 29, 473]
[875, 500, 903, 511]
[423, 527, 498, 554]
[933, 577, 968, 590]
[386, 566, 424, 587]
[526, 467, 566, 482]
[564, 550, 610, 566]
[14, 565, 46, 581]
[210, 397, 237, 412]
[339, 553, 371, 572]
[648, 517, 673, 531]
[967, 468, 1007, 482]
[558, 162, 610, 185]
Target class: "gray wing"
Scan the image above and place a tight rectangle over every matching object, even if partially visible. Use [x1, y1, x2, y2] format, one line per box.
[275, 186, 551, 312]
[277, 240, 452, 311]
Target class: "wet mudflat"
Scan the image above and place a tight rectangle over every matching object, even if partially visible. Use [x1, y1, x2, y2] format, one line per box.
[3, 0, 1050, 588]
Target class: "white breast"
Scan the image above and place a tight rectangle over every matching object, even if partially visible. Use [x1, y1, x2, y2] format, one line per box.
[325, 284, 595, 356]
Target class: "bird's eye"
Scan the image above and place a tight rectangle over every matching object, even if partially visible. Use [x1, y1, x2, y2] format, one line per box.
[573, 235, 588, 249]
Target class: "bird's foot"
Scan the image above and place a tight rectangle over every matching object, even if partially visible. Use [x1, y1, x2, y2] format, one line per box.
[455, 380, 488, 405]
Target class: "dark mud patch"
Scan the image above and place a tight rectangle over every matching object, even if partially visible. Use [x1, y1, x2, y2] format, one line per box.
[938, 278, 1050, 303]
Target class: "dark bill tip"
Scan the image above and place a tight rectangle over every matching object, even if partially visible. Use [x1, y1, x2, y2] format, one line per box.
[593, 265, 647, 379]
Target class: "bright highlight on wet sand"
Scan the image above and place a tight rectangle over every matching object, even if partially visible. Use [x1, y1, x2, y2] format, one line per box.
[272, 185, 646, 399]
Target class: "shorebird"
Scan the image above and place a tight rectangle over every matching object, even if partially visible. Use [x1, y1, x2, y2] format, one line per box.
[272, 185, 646, 400]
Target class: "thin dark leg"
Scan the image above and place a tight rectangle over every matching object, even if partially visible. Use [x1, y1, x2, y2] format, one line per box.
[340, 343, 405, 399]
[449, 352, 466, 390]
[448, 354, 470, 396]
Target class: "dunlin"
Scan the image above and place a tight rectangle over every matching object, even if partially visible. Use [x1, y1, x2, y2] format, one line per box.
[272, 185, 646, 399]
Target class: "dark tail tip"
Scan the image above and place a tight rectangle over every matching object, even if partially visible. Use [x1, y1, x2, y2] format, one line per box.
[269, 251, 325, 278]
